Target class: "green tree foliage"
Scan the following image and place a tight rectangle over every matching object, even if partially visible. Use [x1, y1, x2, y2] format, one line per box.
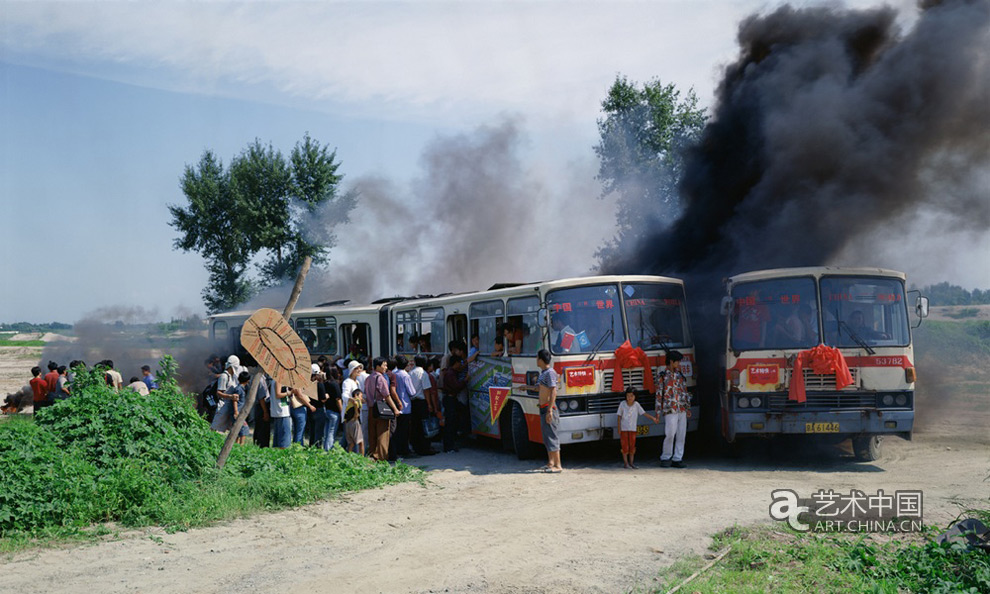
[914, 281, 990, 306]
[169, 134, 352, 313]
[594, 75, 707, 269]
[170, 151, 254, 313]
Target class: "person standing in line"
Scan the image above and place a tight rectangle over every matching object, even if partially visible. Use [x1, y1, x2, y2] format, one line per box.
[366, 357, 401, 461]
[29, 366, 51, 412]
[43, 361, 59, 400]
[210, 360, 239, 433]
[103, 360, 123, 390]
[355, 357, 371, 451]
[289, 373, 317, 446]
[141, 365, 158, 391]
[340, 360, 363, 448]
[536, 349, 562, 473]
[388, 355, 416, 460]
[270, 377, 292, 449]
[616, 387, 658, 469]
[316, 366, 343, 451]
[440, 355, 467, 453]
[656, 350, 691, 468]
[408, 355, 435, 455]
[53, 366, 71, 401]
[252, 372, 272, 448]
[344, 389, 364, 454]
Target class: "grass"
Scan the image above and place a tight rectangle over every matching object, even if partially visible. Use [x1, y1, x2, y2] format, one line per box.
[0, 359, 424, 554]
[944, 307, 982, 320]
[0, 340, 45, 347]
[652, 519, 990, 593]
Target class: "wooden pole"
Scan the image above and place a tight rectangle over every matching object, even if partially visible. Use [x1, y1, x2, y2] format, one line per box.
[217, 256, 313, 470]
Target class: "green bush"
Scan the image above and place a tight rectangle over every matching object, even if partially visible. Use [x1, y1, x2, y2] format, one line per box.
[35, 363, 221, 480]
[0, 357, 422, 541]
[0, 421, 101, 534]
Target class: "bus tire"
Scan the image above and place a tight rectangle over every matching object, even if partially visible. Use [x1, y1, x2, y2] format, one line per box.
[853, 434, 882, 462]
[511, 401, 538, 460]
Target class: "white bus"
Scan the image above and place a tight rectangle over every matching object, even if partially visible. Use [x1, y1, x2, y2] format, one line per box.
[208, 275, 698, 457]
[719, 267, 929, 461]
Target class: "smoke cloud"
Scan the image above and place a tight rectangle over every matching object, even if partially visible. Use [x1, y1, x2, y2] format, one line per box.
[250, 117, 616, 307]
[607, 0, 990, 285]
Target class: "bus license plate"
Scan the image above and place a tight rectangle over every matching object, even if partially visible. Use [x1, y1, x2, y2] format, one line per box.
[636, 425, 651, 436]
[805, 422, 839, 433]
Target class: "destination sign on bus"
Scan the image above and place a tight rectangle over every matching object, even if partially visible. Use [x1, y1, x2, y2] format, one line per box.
[827, 293, 902, 302]
[551, 300, 616, 312]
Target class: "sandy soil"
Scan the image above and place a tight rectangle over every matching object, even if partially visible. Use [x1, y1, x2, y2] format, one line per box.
[1, 352, 987, 593]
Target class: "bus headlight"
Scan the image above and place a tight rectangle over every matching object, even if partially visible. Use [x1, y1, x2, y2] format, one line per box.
[738, 396, 750, 409]
[749, 396, 762, 408]
[895, 394, 907, 406]
[882, 394, 895, 406]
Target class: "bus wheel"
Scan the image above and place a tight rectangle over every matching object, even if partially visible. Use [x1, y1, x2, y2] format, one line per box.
[853, 435, 882, 462]
[511, 402, 538, 460]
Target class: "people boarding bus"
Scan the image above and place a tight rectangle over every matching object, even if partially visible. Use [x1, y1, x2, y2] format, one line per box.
[719, 267, 929, 461]
[208, 275, 699, 458]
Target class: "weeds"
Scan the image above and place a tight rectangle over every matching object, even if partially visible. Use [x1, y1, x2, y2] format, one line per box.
[0, 357, 422, 546]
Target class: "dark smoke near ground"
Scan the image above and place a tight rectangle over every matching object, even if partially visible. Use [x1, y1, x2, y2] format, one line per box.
[607, 0, 990, 290]
[40, 306, 215, 395]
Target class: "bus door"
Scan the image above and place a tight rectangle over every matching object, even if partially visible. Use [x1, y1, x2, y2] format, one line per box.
[466, 300, 510, 437]
[339, 323, 372, 361]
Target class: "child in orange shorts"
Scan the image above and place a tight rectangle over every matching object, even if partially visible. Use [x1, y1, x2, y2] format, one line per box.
[616, 387, 658, 469]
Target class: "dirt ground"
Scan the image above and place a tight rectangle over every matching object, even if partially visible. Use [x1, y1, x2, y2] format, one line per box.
[1, 347, 987, 594]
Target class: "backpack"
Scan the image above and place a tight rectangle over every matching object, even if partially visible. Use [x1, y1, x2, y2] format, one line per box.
[201, 379, 218, 409]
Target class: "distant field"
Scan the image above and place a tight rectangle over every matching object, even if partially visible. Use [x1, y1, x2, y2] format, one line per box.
[0, 340, 45, 347]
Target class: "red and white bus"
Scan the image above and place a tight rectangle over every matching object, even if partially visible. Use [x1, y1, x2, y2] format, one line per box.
[209, 274, 698, 457]
[719, 267, 929, 460]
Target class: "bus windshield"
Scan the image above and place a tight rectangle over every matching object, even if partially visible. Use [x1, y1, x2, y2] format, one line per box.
[547, 284, 625, 354]
[622, 283, 691, 349]
[731, 278, 819, 351]
[821, 276, 910, 348]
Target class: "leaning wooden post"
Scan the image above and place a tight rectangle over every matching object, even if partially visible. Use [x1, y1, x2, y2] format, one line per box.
[217, 256, 313, 469]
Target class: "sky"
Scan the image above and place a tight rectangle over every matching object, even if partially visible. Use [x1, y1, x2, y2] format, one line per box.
[2, 0, 985, 324]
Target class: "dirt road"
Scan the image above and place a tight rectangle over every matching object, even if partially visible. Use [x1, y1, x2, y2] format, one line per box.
[1, 346, 987, 593]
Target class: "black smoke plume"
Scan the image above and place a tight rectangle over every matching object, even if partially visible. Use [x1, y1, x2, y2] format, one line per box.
[608, 0, 990, 284]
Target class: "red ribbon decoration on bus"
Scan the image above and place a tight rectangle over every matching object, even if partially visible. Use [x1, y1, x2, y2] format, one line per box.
[611, 340, 656, 394]
[789, 345, 853, 403]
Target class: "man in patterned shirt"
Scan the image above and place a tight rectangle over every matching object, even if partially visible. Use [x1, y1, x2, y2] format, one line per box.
[656, 350, 691, 468]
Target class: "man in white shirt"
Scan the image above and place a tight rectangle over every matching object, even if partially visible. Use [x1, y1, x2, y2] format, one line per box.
[408, 356, 436, 455]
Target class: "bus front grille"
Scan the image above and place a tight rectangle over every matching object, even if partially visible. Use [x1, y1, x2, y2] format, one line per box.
[767, 392, 875, 410]
[601, 368, 648, 393]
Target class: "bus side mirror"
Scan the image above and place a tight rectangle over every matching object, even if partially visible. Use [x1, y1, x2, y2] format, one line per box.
[720, 296, 733, 316]
[537, 307, 549, 328]
[916, 296, 929, 319]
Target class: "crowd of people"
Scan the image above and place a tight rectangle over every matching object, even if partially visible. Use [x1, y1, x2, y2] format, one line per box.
[20, 359, 159, 411]
[200, 340, 478, 461]
[15, 343, 692, 472]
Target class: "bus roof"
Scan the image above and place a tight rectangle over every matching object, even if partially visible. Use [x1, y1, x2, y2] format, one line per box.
[207, 274, 686, 322]
[382, 274, 685, 310]
[728, 266, 906, 285]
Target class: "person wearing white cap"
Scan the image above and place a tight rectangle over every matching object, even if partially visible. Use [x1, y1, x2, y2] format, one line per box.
[210, 357, 239, 433]
[340, 360, 363, 448]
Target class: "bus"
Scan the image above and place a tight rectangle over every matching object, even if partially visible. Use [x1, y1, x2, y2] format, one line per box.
[208, 275, 698, 457]
[719, 267, 929, 461]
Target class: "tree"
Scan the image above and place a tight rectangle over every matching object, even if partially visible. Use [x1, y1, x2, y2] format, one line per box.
[169, 134, 353, 313]
[169, 151, 255, 313]
[594, 76, 707, 270]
